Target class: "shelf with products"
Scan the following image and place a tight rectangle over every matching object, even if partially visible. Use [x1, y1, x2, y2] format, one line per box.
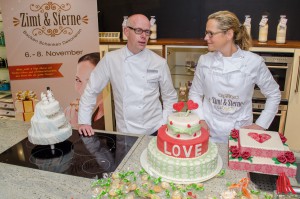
[0, 91, 15, 119]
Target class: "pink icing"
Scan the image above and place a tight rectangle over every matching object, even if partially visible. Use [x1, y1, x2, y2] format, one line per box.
[248, 132, 271, 143]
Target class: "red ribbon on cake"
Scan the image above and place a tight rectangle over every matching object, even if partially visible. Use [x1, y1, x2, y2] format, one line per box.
[276, 172, 296, 194]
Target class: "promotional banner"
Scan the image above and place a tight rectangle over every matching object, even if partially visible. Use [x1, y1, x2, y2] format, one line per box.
[0, 0, 104, 129]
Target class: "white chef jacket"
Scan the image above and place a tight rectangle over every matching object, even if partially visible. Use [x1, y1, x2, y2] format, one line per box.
[78, 46, 177, 135]
[189, 47, 281, 143]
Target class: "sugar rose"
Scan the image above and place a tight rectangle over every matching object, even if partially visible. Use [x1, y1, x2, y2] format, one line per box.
[229, 146, 238, 153]
[277, 154, 287, 164]
[285, 151, 296, 163]
[279, 134, 287, 143]
[230, 129, 239, 139]
[241, 151, 251, 160]
[231, 148, 240, 158]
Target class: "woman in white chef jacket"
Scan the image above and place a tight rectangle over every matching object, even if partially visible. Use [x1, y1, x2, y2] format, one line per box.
[189, 11, 281, 143]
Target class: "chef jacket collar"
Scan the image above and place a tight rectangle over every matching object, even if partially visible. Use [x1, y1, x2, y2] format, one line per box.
[215, 45, 244, 59]
[125, 45, 146, 59]
[213, 46, 246, 73]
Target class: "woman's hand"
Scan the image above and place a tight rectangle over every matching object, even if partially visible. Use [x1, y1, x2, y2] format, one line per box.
[242, 123, 265, 130]
[78, 124, 94, 136]
[200, 120, 210, 133]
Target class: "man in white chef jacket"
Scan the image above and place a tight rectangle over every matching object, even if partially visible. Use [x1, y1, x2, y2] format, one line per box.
[78, 14, 177, 136]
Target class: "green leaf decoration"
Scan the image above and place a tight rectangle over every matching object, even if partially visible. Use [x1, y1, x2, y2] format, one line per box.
[217, 169, 226, 176]
[196, 186, 205, 191]
[134, 188, 141, 196]
[250, 190, 260, 195]
[139, 168, 146, 175]
[229, 156, 236, 160]
[286, 162, 291, 167]
[238, 157, 243, 162]
[165, 189, 171, 198]
[149, 189, 155, 194]
[248, 157, 253, 163]
[272, 157, 281, 164]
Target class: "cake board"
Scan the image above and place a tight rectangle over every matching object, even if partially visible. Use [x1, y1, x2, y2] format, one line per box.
[140, 149, 223, 184]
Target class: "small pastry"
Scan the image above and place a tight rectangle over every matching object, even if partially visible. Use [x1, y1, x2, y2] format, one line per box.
[172, 190, 182, 199]
[128, 183, 137, 191]
[112, 172, 120, 179]
[109, 189, 117, 197]
[150, 194, 161, 199]
[142, 174, 149, 181]
[161, 181, 170, 189]
[153, 185, 162, 193]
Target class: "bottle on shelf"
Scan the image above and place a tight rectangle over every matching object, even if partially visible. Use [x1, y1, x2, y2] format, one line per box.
[276, 15, 288, 44]
[150, 16, 157, 40]
[258, 15, 269, 43]
[122, 16, 128, 41]
[0, 16, 5, 46]
[243, 15, 251, 37]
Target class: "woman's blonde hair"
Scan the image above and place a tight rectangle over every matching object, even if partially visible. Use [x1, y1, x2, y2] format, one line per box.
[208, 10, 252, 50]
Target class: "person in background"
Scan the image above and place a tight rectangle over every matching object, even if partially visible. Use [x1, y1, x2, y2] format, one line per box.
[78, 14, 177, 136]
[64, 52, 104, 130]
[189, 11, 281, 143]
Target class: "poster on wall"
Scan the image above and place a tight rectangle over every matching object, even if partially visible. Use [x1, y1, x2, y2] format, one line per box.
[0, 0, 105, 129]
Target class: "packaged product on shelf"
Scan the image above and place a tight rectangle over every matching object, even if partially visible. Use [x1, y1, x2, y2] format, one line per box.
[258, 15, 268, 43]
[122, 16, 128, 41]
[150, 16, 157, 40]
[276, 15, 288, 44]
[243, 15, 251, 37]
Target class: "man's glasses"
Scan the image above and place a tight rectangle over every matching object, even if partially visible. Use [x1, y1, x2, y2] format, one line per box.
[127, 26, 152, 36]
[205, 30, 226, 38]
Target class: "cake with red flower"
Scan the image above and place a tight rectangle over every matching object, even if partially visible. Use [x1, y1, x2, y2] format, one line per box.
[142, 100, 222, 183]
[228, 129, 297, 177]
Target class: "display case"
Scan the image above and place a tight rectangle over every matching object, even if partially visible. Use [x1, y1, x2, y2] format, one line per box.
[165, 45, 208, 102]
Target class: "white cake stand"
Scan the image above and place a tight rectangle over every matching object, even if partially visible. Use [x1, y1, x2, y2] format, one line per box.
[140, 149, 223, 184]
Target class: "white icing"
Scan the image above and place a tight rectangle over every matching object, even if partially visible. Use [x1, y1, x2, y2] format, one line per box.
[28, 90, 72, 145]
[167, 112, 201, 140]
[168, 112, 200, 128]
[239, 129, 284, 151]
[195, 144, 202, 156]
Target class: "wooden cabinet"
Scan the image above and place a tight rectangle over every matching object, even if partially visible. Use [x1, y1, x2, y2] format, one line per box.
[285, 49, 300, 151]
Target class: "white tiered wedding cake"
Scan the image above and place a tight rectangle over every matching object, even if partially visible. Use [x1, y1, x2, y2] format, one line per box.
[28, 88, 72, 145]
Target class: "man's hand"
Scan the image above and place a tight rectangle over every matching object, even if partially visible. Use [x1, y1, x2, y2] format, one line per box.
[78, 124, 94, 136]
[200, 120, 210, 133]
[242, 123, 265, 130]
